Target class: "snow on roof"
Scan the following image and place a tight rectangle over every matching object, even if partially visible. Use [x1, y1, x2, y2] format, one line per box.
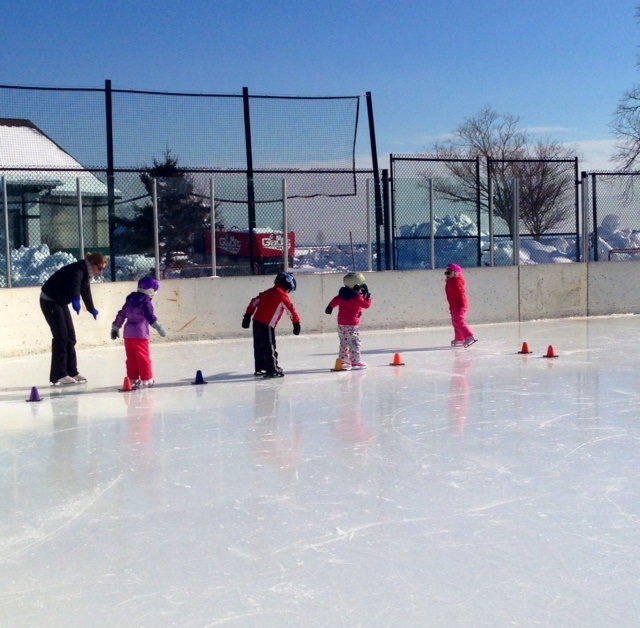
[0, 118, 109, 196]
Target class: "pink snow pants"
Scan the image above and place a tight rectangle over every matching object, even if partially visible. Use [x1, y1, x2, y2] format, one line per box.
[450, 307, 473, 342]
[124, 338, 153, 381]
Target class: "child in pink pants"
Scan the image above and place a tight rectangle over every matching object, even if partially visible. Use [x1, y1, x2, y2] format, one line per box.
[111, 276, 166, 387]
[445, 263, 476, 347]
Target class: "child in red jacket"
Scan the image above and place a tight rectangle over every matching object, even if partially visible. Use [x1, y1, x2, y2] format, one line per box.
[445, 263, 476, 347]
[242, 272, 301, 378]
[325, 272, 372, 370]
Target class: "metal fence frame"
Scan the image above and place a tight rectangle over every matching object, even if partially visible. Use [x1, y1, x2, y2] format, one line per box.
[390, 154, 582, 268]
[0, 167, 380, 287]
[0, 81, 381, 283]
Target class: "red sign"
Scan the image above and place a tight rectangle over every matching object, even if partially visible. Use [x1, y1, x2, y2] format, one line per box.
[206, 231, 295, 259]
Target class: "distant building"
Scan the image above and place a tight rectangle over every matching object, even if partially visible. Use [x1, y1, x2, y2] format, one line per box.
[0, 118, 112, 254]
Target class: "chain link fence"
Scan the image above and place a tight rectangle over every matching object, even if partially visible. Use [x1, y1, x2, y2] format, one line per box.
[0, 82, 375, 288]
[583, 172, 640, 261]
[0, 168, 377, 287]
[390, 154, 580, 268]
[391, 156, 481, 270]
[4, 83, 637, 288]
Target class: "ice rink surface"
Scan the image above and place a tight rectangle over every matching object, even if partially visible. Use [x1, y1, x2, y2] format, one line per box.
[2, 316, 640, 627]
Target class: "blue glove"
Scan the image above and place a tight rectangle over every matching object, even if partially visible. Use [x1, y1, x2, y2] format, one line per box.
[71, 297, 81, 315]
[89, 308, 99, 320]
[152, 321, 167, 337]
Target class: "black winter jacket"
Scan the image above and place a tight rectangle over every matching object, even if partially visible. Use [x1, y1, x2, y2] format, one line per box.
[41, 260, 96, 310]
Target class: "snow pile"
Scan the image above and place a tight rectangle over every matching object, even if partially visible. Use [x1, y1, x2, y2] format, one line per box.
[0, 245, 155, 288]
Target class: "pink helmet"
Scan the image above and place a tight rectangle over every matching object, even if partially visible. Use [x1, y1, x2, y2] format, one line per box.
[446, 263, 462, 273]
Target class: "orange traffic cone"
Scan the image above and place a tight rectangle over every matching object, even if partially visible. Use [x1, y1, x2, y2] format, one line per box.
[518, 342, 532, 354]
[543, 345, 558, 358]
[331, 358, 347, 372]
[119, 376, 133, 392]
[26, 386, 42, 402]
[389, 353, 405, 366]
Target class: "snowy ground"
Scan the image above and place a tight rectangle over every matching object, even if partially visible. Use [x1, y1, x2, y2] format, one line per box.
[2, 317, 640, 626]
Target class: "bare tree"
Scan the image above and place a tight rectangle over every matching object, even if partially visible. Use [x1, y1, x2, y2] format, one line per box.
[424, 107, 576, 239]
[611, 5, 640, 172]
[612, 87, 640, 171]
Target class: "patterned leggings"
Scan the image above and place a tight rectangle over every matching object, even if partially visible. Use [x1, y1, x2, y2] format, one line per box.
[337, 324, 361, 364]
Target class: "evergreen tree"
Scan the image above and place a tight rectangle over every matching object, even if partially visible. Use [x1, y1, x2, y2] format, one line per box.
[114, 150, 223, 266]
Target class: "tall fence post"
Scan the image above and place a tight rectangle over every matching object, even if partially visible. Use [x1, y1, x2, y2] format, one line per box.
[591, 173, 598, 261]
[152, 178, 160, 278]
[573, 157, 580, 262]
[76, 177, 85, 259]
[210, 177, 217, 277]
[282, 178, 289, 272]
[475, 157, 482, 267]
[487, 158, 495, 267]
[366, 92, 383, 271]
[382, 169, 392, 270]
[580, 171, 589, 262]
[243, 87, 257, 274]
[105, 79, 117, 282]
[512, 178, 519, 266]
[2, 177, 11, 288]
[428, 178, 435, 269]
[366, 179, 372, 271]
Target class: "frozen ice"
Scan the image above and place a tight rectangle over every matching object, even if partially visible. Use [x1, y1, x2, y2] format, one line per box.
[2, 317, 640, 626]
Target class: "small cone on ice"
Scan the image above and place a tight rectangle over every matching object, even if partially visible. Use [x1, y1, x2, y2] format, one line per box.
[119, 376, 133, 392]
[518, 342, 532, 354]
[26, 386, 42, 402]
[192, 369, 207, 385]
[543, 345, 558, 358]
[331, 358, 346, 372]
[389, 353, 405, 366]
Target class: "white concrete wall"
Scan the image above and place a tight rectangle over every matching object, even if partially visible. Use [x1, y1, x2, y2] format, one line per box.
[519, 263, 588, 321]
[2, 263, 638, 359]
[587, 261, 640, 316]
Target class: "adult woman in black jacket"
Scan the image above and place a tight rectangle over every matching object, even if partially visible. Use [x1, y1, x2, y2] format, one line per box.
[40, 252, 107, 385]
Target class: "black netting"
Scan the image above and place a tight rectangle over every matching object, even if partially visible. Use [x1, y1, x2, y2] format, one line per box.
[248, 95, 359, 196]
[112, 91, 246, 169]
[0, 85, 361, 198]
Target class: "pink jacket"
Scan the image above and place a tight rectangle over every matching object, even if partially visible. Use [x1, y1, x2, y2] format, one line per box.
[328, 287, 372, 326]
[445, 276, 468, 310]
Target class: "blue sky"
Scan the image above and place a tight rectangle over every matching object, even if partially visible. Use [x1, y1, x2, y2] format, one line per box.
[1, 0, 638, 171]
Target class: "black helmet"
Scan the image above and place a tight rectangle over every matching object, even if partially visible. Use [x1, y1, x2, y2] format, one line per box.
[274, 272, 296, 292]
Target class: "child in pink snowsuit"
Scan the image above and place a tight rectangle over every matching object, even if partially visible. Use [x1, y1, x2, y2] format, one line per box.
[445, 263, 476, 347]
[325, 272, 372, 369]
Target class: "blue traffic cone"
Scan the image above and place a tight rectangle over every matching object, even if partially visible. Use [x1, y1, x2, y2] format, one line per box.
[192, 370, 207, 385]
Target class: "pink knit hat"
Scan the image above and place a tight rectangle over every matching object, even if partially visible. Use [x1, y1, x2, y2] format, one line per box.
[446, 263, 462, 273]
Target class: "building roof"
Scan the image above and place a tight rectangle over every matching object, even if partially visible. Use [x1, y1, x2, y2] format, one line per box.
[0, 118, 109, 196]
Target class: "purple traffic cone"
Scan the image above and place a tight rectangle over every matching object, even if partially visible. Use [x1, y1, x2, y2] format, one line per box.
[26, 386, 42, 402]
